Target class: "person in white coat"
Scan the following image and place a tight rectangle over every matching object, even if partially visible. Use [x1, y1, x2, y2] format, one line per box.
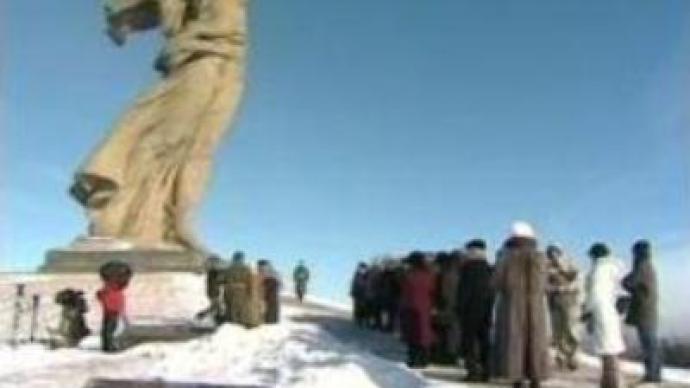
[583, 243, 626, 388]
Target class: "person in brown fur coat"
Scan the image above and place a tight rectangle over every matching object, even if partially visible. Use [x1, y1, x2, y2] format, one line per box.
[492, 222, 550, 388]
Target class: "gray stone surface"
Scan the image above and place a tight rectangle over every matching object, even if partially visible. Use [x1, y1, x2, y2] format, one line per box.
[85, 380, 264, 388]
[41, 249, 204, 273]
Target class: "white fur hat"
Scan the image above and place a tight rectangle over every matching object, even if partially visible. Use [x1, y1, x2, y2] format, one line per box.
[510, 221, 536, 239]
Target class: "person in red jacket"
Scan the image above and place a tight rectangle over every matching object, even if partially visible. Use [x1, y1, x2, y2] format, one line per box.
[400, 251, 436, 368]
[96, 280, 127, 352]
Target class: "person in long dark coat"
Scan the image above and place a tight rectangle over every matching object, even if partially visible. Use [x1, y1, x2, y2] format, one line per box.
[258, 260, 282, 324]
[400, 251, 436, 368]
[492, 222, 550, 388]
[432, 251, 461, 365]
[350, 263, 370, 327]
[380, 261, 402, 333]
[623, 240, 661, 383]
[457, 239, 494, 382]
[365, 263, 384, 329]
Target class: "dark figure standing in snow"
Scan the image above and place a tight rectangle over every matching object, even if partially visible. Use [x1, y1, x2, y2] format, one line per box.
[258, 260, 282, 324]
[197, 255, 225, 324]
[457, 239, 494, 382]
[379, 260, 402, 332]
[350, 262, 370, 327]
[293, 261, 310, 303]
[400, 251, 436, 368]
[545, 244, 581, 371]
[492, 222, 550, 388]
[365, 262, 384, 329]
[433, 251, 461, 365]
[623, 240, 661, 383]
[54, 289, 91, 348]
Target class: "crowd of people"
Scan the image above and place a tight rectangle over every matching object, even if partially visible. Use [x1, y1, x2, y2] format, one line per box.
[47, 253, 310, 353]
[350, 221, 661, 388]
[199, 252, 311, 328]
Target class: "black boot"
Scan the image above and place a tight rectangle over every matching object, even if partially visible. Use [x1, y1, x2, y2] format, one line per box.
[406, 345, 420, 368]
[417, 347, 430, 368]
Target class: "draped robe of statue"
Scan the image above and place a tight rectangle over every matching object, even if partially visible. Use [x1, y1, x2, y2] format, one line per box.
[70, 0, 247, 253]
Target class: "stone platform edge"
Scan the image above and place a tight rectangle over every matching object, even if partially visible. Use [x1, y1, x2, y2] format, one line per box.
[41, 249, 205, 273]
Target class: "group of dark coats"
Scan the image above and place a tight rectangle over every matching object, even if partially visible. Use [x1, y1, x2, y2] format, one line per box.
[350, 239, 499, 381]
[350, 262, 403, 332]
[351, 237, 562, 388]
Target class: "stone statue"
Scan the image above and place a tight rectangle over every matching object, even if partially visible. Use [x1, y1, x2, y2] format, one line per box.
[69, 0, 247, 255]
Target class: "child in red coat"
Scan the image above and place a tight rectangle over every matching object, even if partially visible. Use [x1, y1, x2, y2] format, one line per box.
[96, 280, 126, 352]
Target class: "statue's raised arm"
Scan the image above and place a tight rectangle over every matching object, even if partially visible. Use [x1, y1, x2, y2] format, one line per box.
[104, 0, 187, 46]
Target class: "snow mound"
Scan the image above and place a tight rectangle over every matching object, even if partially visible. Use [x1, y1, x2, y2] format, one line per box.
[0, 306, 431, 388]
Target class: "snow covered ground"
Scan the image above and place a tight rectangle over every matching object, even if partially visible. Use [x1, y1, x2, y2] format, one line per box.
[0, 304, 431, 388]
[1, 273, 689, 388]
[0, 273, 207, 343]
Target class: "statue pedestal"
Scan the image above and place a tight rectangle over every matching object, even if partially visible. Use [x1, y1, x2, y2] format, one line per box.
[41, 237, 204, 273]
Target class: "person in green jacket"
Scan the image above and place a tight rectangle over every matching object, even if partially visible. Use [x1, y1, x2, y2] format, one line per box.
[293, 261, 310, 303]
[224, 251, 254, 327]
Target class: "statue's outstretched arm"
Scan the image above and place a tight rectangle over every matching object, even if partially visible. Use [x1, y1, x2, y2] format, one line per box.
[104, 0, 165, 46]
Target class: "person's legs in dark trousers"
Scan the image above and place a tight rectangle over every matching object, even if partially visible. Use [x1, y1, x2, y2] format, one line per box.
[101, 315, 118, 353]
[390, 303, 399, 333]
[364, 299, 374, 328]
[601, 355, 620, 388]
[353, 299, 363, 326]
[383, 302, 397, 332]
[418, 345, 430, 367]
[461, 322, 479, 380]
[478, 323, 491, 381]
[407, 344, 421, 368]
[371, 302, 382, 330]
[638, 326, 662, 382]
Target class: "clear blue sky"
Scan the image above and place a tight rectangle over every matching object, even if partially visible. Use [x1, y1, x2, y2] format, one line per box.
[2, 1, 689, 302]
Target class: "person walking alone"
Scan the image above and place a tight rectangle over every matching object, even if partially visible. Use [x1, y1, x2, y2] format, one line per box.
[293, 261, 310, 303]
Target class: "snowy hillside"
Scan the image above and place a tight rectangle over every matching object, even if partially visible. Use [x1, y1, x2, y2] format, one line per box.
[0, 303, 430, 388]
[1, 273, 689, 388]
